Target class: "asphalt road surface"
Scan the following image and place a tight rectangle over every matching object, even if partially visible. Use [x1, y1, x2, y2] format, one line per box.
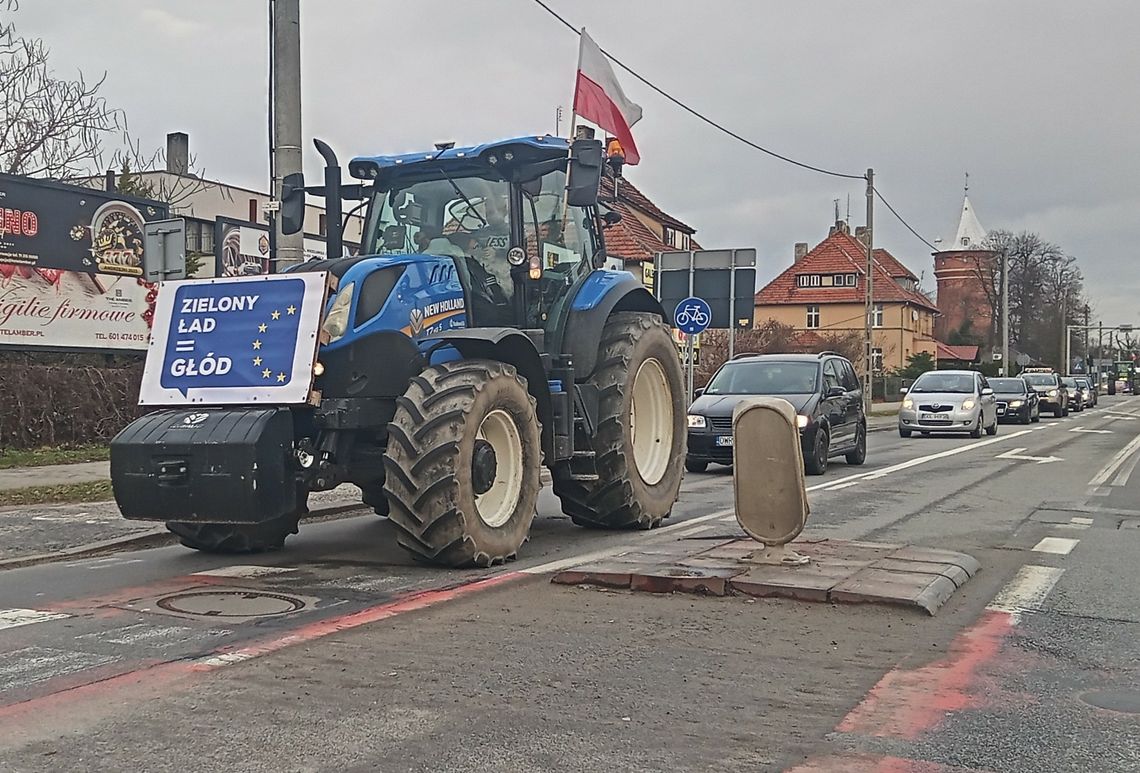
[1, 396, 1139, 772]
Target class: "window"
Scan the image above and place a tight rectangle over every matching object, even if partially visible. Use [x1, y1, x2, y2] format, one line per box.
[823, 360, 842, 391]
[841, 360, 861, 391]
[810, 274, 821, 287]
[872, 303, 884, 328]
[318, 213, 327, 237]
[847, 273, 857, 286]
[797, 275, 810, 288]
[806, 305, 820, 329]
[833, 273, 845, 286]
[871, 347, 884, 373]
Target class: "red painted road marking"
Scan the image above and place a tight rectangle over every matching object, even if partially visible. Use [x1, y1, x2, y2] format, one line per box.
[787, 752, 987, 772]
[836, 610, 1014, 740]
[0, 571, 526, 725]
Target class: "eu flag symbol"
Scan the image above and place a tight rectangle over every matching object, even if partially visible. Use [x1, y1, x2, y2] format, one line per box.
[161, 278, 307, 396]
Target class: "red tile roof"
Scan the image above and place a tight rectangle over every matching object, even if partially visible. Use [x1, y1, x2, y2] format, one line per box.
[874, 247, 918, 281]
[754, 228, 938, 313]
[936, 342, 979, 362]
[604, 200, 670, 263]
[603, 169, 695, 233]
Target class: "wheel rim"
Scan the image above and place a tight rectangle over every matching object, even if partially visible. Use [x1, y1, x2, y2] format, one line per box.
[473, 409, 523, 528]
[629, 357, 673, 486]
[817, 433, 828, 467]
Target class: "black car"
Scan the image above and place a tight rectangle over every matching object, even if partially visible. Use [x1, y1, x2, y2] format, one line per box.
[988, 377, 1040, 424]
[1022, 370, 1069, 417]
[685, 352, 866, 475]
[1060, 377, 1084, 412]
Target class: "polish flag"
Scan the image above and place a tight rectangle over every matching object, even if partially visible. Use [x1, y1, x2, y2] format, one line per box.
[573, 29, 643, 165]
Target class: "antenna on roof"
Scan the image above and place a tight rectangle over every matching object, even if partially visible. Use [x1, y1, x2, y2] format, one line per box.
[833, 199, 840, 222]
[846, 194, 851, 223]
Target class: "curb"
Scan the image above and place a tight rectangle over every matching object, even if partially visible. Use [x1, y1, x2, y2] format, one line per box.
[0, 502, 369, 572]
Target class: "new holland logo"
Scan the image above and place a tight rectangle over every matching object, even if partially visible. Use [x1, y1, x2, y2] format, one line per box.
[409, 308, 425, 335]
[184, 413, 210, 425]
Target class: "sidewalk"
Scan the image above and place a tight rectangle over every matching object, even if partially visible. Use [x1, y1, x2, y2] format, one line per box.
[0, 461, 111, 491]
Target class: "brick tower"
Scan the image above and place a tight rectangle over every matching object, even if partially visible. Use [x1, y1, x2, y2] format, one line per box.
[933, 194, 995, 345]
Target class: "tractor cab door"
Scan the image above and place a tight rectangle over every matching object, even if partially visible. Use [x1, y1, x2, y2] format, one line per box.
[519, 169, 596, 338]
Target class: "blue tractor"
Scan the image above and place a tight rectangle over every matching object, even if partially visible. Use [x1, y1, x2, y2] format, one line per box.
[110, 135, 686, 567]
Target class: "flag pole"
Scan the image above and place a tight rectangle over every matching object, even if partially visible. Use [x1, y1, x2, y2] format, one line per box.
[558, 30, 583, 265]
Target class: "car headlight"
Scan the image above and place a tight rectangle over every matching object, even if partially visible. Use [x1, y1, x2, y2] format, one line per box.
[687, 414, 706, 429]
[796, 414, 809, 429]
[1008, 400, 1023, 408]
[1047, 389, 1058, 397]
[961, 398, 976, 411]
[321, 282, 355, 343]
[902, 398, 913, 410]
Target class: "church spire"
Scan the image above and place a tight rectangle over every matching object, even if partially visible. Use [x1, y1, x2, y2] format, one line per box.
[949, 184, 986, 250]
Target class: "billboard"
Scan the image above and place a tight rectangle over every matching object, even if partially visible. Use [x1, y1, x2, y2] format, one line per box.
[214, 218, 357, 277]
[0, 174, 168, 351]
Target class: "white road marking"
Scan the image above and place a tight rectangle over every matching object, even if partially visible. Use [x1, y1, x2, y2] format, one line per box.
[1113, 447, 1140, 488]
[1070, 428, 1112, 434]
[192, 565, 297, 578]
[74, 623, 233, 648]
[1071, 517, 1094, 525]
[987, 564, 1065, 622]
[995, 448, 1062, 464]
[197, 652, 256, 668]
[0, 646, 118, 691]
[1033, 537, 1079, 555]
[1088, 431, 1140, 487]
[1104, 412, 1138, 420]
[0, 609, 69, 631]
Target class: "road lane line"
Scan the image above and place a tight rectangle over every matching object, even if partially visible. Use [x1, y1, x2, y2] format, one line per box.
[1032, 537, 1079, 555]
[1088, 431, 1140, 487]
[860, 429, 1035, 480]
[987, 565, 1065, 621]
[1112, 447, 1140, 488]
[0, 609, 69, 631]
[1070, 517, 1094, 525]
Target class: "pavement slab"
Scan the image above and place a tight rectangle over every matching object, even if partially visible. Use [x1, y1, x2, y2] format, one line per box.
[554, 538, 981, 615]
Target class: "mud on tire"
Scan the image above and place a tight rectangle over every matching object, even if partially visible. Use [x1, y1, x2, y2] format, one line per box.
[553, 312, 685, 529]
[383, 360, 541, 568]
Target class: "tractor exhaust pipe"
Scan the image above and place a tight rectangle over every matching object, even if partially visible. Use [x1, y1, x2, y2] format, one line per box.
[314, 138, 343, 259]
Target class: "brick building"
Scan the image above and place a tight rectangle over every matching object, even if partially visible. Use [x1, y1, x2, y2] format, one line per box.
[932, 195, 995, 345]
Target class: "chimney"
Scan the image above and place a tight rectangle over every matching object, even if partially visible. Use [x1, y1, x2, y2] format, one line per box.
[794, 242, 809, 263]
[854, 225, 870, 247]
[166, 132, 189, 175]
[828, 219, 850, 236]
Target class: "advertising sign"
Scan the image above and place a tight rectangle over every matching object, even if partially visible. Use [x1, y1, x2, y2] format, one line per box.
[0, 174, 167, 351]
[215, 218, 355, 277]
[138, 272, 329, 405]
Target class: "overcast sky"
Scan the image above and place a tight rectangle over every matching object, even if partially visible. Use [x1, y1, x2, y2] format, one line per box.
[11, 0, 1139, 324]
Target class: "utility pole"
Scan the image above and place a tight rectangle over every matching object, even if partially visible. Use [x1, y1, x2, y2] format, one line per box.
[1099, 321, 1104, 384]
[272, 0, 304, 268]
[1060, 294, 1068, 373]
[863, 168, 874, 411]
[1000, 250, 1009, 376]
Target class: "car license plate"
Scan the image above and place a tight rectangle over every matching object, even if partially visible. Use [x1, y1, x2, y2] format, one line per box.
[715, 435, 733, 447]
[919, 412, 945, 421]
[997, 407, 1005, 415]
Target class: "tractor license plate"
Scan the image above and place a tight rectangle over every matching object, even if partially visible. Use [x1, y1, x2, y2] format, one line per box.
[715, 435, 734, 447]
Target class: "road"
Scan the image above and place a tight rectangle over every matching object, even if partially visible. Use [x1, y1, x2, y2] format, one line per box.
[1, 396, 1138, 772]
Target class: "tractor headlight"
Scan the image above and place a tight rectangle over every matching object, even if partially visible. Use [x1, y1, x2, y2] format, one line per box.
[961, 398, 976, 411]
[321, 282, 355, 343]
[687, 414, 706, 429]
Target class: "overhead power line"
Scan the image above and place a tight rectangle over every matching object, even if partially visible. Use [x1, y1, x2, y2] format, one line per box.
[530, 0, 865, 181]
[531, 0, 945, 254]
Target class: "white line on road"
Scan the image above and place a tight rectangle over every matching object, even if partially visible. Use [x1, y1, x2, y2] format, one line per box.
[860, 429, 1036, 480]
[987, 565, 1065, 622]
[0, 609, 69, 631]
[1070, 428, 1112, 434]
[1071, 517, 1094, 525]
[995, 448, 1063, 464]
[1032, 537, 1080, 555]
[1088, 431, 1140, 487]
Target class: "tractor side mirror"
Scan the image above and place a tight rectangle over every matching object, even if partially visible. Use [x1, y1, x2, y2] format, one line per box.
[566, 138, 603, 207]
[280, 172, 306, 235]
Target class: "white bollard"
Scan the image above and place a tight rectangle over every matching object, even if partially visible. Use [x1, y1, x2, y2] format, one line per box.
[732, 397, 811, 565]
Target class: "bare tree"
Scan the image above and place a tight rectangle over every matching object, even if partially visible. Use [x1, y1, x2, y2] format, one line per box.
[0, 1, 124, 178]
[108, 132, 218, 215]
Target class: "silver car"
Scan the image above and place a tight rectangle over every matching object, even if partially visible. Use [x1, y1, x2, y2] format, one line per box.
[899, 370, 999, 438]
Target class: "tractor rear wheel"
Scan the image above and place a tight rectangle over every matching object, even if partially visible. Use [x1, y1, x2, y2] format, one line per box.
[554, 312, 685, 530]
[167, 487, 307, 554]
[383, 360, 541, 567]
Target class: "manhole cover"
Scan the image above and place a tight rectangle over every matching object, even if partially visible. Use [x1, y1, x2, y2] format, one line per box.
[156, 590, 307, 618]
[1081, 689, 1140, 714]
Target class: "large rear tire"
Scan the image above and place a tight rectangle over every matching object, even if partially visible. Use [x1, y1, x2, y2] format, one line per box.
[167, 488, 306, 554]
[554, 312, 685, 530]
[383, 360, 541, 567]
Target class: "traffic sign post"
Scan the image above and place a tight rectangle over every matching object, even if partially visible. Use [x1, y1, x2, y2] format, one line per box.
[674, 296, 711, 404]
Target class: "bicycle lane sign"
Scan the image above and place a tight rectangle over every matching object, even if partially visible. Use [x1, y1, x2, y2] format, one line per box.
[674, 296, 712, 335]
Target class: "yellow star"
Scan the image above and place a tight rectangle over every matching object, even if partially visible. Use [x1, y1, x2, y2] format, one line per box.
[277, 372, 287, 383]
[286, 305, 297, 315]
[258, 323, 268, 333]
[252, 339, 262, 350]
[271, 310, 281, 320]
[253, 356, 262, 366]
[262, 368, 272, 379]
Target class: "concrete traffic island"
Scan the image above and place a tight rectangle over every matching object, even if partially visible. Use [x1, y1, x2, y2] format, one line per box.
[553, 397, 980, 615]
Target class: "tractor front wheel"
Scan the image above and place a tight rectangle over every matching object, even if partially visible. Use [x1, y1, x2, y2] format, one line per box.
[383, 360, 541, 567]
[554, 312, 685, 530]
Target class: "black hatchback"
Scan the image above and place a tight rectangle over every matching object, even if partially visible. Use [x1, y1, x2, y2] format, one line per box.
[685, 352, 867, 475]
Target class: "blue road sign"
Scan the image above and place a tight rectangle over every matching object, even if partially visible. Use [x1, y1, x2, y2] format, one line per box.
[674, 296, 712, 335]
